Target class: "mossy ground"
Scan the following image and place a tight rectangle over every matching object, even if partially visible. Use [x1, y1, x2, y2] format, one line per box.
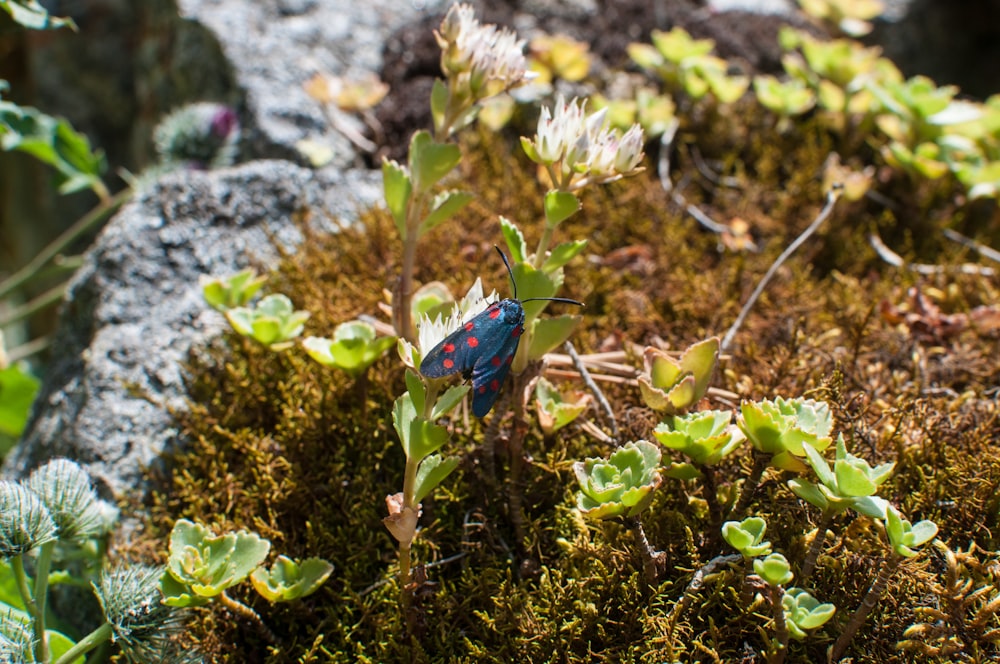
[132, 104, 1000, 663]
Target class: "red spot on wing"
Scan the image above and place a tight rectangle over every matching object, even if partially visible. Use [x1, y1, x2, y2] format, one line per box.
[505, 355, 513, 365]
[467, 336, 479, 348]
[490, 379, 500, 391]
[512, 326, 523, 338]
[443, 358, 454, 369]
[464, 321, 475, 331]
[443, 343, 455, 353]
[491, 356, 502, 367]
[478, 386, 487, 394]
[489, 308, 501, 319]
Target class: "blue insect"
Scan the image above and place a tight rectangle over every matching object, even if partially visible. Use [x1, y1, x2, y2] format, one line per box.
[420, 247, 583, 417]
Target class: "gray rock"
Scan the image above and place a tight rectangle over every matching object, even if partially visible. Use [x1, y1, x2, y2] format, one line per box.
[2, 161, 382, 497]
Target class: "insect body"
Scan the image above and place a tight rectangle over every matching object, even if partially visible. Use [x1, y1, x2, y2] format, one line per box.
[419, 247, 583, 417]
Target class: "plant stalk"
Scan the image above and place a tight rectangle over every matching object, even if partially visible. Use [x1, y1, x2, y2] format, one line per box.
[0, 282, 68, 328]
[829, 554, 901, 662]
[220, 591, 277, 644]
[768, 583, 789, 664]
[727, 450, 772, 522]
[0, 187, 130, 301]
[52, 622, 112, 664]
[624, 515, 665, 582]
[700, 464, 723, 535]
[32, 540, 55, 664]
[533, 223, 556, 269]
[10, 554, 39, 617]
[394, 190, 432, 342]
[799, 511, 835, 585]
[507, 371, 530, 554]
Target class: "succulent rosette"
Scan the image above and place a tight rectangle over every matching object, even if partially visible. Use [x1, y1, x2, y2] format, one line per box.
[574, 441, 662, 520]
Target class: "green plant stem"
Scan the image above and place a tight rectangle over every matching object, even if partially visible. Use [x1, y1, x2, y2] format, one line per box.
[52, 622, 112, 664]
[32, 540, 55, 664]
[0, 187, 130, 301]
[799, 511, 835, 585]
[533, 223, 556, 269]
[394, 190, 431, 342]
[220, 591, 277, 644]
[398, 455, 420, 589]
[727, 450, 772, 522]
[829, 554, 901, 662]
[10, 555, 38, 617]
[768, 583, 789, 664]
[398, 380, 440, 589]
[0, 282, 68, 328]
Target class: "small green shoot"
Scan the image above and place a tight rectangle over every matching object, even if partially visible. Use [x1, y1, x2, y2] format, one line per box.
[250, 555, 333, 603]
[224, 294, 310, 351]
[303, 320, 397, 378]
[200, 269, 267, 312]
[574, 440, 662, 520]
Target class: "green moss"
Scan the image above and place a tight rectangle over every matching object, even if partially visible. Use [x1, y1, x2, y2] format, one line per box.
[129, 109, 1000, 662]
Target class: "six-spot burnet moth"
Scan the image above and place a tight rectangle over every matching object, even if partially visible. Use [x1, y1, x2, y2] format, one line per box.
[419, 246, 584, 417]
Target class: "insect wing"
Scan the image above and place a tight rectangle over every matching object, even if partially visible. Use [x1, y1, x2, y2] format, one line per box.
[420, 302, 504, 379]
[470, 320, 523, 417]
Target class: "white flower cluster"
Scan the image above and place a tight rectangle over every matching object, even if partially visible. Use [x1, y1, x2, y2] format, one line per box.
[525, 96, 645, 190]
[417, 277, 495, 359]
[436, 3, 529, 101]
[398, 278, 497, 369]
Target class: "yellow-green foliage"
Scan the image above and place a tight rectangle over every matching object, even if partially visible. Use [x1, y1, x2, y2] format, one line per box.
[138, 114, 1000, 662]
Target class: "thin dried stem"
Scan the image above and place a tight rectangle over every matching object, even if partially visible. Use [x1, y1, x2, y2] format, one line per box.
[721, 187, 842, 353]
[564, 341, 619, 439]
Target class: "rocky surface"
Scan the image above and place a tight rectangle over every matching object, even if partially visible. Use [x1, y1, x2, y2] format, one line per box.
[2, 161, 381, 496]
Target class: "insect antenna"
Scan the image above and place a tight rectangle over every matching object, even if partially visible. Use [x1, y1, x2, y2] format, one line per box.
[496, 245, 518, 300]
[493, 245, 584, 307]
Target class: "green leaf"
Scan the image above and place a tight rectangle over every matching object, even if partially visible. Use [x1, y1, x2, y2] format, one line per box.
[803, 442, 836, 490]
[526, 314, 582, 359]
[754, 552, 793, 586]
[419, 189, 474, 237]
[159, 570, 210, 608]
[47, 629, 83, 663]
[0, 364, 40, 445]
[250, 555, 333, 602]
[409, 130, 461, 194]
[430, 78, 449, 136]
[382, 158, 412, 237]
[164, 519, 270, 599]
[412, 454, 460, 504]
[543, 190, 581, 227]
[0, 0, 76, 30]
[542, 240, 588, 273]
[510, 263, 558, 318]
[392, 393, 418, 458]
[787, 478, 829, 511]
[500, 217, 527, 263]
[430, 384, 470, 420]
[0, 101, 105, 195]
[405, 369, 426, 415]
[408, 418, 450, 460]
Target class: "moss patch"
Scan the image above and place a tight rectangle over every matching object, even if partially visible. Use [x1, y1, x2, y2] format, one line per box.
[135, 111, 1000, 663]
